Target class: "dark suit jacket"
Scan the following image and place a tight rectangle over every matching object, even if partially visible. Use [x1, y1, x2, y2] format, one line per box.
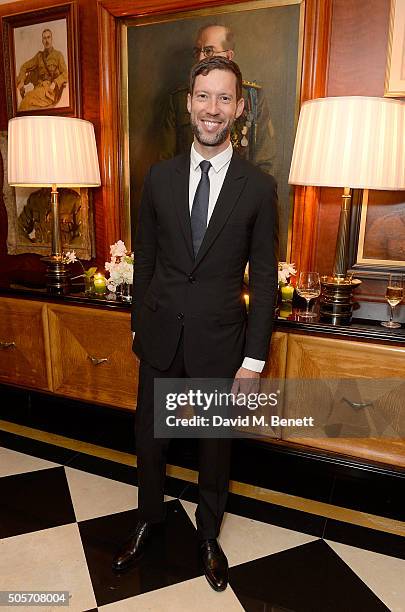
[131, 151, 278, 378]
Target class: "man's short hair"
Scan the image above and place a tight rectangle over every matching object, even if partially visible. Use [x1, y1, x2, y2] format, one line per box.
[42, 28, 52, 37]
[196, 24, 235, 51]
[189, 56, 242, 101]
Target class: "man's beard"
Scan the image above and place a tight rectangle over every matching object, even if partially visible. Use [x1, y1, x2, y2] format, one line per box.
[190, 116, 233, 147]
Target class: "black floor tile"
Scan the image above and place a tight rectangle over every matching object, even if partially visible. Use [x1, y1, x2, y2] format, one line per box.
[65, 452, 138, 486]
[179, 483, 326, 538]
[163, 475, 192, 499]
[324, 518, 405, 560]
[0, 467, 76, 538]
[229, 539, 389, 612]
[177, 481, 197, 502]
[330, 471, 405, 522]
[226, 492, 327, 538]
[78, 499, 202, 607]
[0, 429, 79, 464]
[66, 452, 190, 501]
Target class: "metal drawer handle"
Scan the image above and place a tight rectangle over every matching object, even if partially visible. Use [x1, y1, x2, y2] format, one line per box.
[0, 341, 16, 349]
[342, 397, 373, 410]
[88, 356, 109, 366]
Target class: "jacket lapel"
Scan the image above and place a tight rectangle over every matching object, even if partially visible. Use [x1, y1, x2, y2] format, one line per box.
[192, 152, 247, 269]
[171, 154, 194, 261]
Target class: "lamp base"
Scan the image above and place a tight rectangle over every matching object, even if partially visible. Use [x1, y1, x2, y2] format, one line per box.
[42, 256, 70, 295]
[320, 275, 361, 324]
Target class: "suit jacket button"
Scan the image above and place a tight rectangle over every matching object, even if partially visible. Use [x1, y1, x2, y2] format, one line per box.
[188, 275, 196, 283]
[177, 313, 184, 320]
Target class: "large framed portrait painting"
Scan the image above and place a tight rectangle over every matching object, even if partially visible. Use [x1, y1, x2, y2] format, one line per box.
[121, 0, 304, 259]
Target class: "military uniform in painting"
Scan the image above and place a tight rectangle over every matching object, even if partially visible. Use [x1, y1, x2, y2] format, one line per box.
[17, 47, 67, 112]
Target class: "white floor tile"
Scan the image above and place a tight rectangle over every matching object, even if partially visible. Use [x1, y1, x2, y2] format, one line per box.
[98, 575, 244, 611]
[0, 447, 60, 477]
[0, 523, 96, 612]
[180, 499, 317, 566]
[327, 540, 405, 612]
[65, 466, 139, 522]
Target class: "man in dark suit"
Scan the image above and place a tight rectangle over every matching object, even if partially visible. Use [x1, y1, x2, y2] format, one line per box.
[113, 57, 278, 592]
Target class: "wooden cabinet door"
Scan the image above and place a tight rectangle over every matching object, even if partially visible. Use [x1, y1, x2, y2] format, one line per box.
[262, 331, 288, 380]
[0, 298, 51, 390]
[282, 334, 405, 467]
[47, 304, 139, 410]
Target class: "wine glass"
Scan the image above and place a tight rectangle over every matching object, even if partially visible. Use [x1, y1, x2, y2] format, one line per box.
[381, 274, 403, 329]
[296, 271, 321, 318]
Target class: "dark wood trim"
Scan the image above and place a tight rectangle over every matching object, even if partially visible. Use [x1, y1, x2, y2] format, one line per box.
[290, 0, 333, 271]
[97, 3, 121, 251]
[99, 0, 253, 18]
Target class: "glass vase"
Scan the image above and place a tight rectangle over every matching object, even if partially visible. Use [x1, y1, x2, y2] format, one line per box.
[120, 282, 132, 303]
[84, 276, 94, 295]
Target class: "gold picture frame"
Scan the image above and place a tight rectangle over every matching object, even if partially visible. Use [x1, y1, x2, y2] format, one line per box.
[385, 0, 405, 97]
[353, 189, 405, 273]
[1, 2, 80, 117]
[0, 131, 94, 260]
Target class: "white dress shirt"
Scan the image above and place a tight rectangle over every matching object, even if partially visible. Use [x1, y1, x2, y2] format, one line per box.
[189, 143, 265, 374]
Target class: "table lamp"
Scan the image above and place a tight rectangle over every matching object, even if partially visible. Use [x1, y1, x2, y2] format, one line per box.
[8, 116, 101, 294]
[289, 96, 405, 323]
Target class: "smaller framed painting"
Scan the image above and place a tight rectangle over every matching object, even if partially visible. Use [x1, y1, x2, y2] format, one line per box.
[350, 189, 405, 276]
[2, 2, 80, 117]
[385, 0, 405, 97]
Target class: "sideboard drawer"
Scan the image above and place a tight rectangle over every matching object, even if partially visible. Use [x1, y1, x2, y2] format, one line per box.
[47, 304, 138, 410]
[0, 298, 51, 390]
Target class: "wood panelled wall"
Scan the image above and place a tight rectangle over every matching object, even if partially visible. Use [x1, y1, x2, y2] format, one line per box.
[0, 0, 395, 295]
[0, 0, 104, 285]
[315, 0, 393, 301]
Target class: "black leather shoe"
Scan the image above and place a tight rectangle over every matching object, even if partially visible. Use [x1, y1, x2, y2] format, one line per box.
[112, 520, 152, 571]
[199, 539, 228, 592]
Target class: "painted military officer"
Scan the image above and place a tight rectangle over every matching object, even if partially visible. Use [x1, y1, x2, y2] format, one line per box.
[16, 29, 68, 112]
[159, 24, 276, 174]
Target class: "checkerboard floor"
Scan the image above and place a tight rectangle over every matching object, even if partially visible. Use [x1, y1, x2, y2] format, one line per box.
[0, 441, 404, 611]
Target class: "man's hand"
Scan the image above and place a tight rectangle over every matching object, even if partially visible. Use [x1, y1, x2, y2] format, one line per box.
[231, 367, 260, 397]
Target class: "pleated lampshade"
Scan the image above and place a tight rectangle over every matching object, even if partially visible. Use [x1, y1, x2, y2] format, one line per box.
[289, 96, 405, 190]
[8, 115, 101, 187]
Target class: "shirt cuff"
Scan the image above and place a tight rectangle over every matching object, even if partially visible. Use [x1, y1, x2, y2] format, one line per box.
[242, 357, 265, 373]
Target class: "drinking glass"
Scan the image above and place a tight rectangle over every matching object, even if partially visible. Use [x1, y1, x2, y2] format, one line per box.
[381, 274, 403, 329]
[296, 271, 321, 318]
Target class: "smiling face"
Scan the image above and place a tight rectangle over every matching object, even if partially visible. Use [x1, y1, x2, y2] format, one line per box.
[187, 68, 244, 157]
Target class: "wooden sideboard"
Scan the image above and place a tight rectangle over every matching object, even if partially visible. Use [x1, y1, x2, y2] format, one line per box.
[1, 294, 404, 468]
[0, 296, 138, 410]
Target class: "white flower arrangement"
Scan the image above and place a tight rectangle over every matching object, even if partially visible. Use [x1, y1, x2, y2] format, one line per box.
[64, 250, 78, 264]
[63, 250, 98, 283]
[278, 262, 297, 285]
[105, 240, 134, 293]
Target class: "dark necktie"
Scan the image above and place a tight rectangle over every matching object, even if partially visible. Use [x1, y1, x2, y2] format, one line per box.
[191, 160, 211, 257]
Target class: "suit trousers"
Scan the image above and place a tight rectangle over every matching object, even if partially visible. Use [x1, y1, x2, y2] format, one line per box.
[135, 331, 232, 540]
